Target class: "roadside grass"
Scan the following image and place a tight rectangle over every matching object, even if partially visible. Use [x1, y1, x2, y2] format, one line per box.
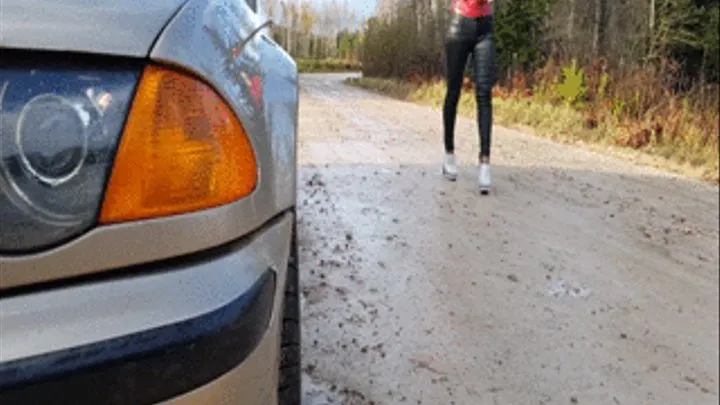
[297, 58, 362, 73]
[346, 76, 719, 183]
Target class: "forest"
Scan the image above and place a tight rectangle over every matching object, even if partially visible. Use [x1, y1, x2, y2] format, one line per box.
[262, 0, 363, 70]
[266, 0, 719, 181]
[365, 0, 718, 82]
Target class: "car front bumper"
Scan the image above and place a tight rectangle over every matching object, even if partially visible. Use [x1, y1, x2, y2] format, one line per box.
[0, 212, 294, 405]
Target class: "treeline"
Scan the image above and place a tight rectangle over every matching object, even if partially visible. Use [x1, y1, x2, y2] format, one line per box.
[263, 0, 363, 61]
[364, 0, 718, 83]
[359, 0, 719, 180]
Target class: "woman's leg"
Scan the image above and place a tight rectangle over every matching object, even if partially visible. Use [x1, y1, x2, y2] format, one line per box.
[471, 18, 497, 162]
[443, 40, 471, 154]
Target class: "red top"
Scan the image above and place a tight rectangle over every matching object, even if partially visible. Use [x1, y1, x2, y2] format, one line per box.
[452, 0, 493, 18]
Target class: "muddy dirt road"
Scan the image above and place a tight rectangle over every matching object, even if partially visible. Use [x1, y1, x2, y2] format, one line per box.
[296, 73, 719, 405]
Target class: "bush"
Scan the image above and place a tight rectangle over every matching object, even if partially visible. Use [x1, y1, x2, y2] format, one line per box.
[347, 56, 720, 182]
[297, 58, 362, 73]
[556, 59, 588, 108]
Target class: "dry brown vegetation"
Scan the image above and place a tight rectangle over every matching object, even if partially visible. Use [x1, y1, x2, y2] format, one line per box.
[347, 59, 719, 182]
[353, 0, 719, 183]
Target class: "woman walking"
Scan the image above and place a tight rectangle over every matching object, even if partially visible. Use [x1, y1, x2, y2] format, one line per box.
[441, 0, 496, 195]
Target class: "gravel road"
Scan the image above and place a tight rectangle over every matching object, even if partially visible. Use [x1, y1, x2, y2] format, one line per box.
[296, 73, 719, 405]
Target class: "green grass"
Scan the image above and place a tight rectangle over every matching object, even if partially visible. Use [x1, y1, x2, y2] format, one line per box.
[297, 58, 362, 73]
[345, 77, 719, 183]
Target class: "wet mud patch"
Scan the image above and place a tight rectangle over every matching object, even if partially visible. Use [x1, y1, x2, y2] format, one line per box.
[303, 372, 384, 405]
[297, 74, 720, 405]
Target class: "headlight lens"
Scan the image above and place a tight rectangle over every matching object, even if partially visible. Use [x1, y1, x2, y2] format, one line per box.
[0, 65, 139, 253]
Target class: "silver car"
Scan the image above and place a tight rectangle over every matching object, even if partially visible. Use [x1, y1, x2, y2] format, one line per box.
[0, 1, 300, 404]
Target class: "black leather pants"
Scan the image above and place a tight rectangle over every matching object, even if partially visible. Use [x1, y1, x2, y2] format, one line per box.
[443, 12, 497, 158]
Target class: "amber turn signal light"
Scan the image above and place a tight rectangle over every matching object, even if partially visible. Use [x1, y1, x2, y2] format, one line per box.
[100, 65, 257, 224]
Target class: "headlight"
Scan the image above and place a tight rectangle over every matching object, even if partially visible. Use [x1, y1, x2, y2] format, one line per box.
[0, 65, 139, 253]
[1, 62, 258, 254]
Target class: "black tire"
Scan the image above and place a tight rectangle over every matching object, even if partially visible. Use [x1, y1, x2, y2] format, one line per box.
[278, 219, 301, 405]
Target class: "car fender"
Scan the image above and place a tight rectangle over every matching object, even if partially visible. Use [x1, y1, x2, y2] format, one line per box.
[151, 0, 299, 223]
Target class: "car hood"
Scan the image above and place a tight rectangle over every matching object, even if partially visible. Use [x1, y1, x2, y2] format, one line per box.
[0, 0, 191, 57]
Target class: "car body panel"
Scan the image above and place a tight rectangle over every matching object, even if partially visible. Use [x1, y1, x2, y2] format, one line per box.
[0, 0, 191, 57]
[258, 34, 300, 211]
[159, 309, 280, 405]
[1, 0, 298, 402]
[0, 213, 291, 363]
[1, 193, 267, 289]
[0, 212, 292, 404]
[150, 0, 299, 215]
[0, 0, 299, 290]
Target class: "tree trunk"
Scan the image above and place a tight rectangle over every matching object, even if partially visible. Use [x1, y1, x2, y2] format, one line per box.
[593, 0, 607, 58]
[567, 0, 575, 43]
[648, 0, 656, 59]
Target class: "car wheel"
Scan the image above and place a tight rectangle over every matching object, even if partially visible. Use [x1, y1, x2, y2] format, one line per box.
[278, 218, 301, 405]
